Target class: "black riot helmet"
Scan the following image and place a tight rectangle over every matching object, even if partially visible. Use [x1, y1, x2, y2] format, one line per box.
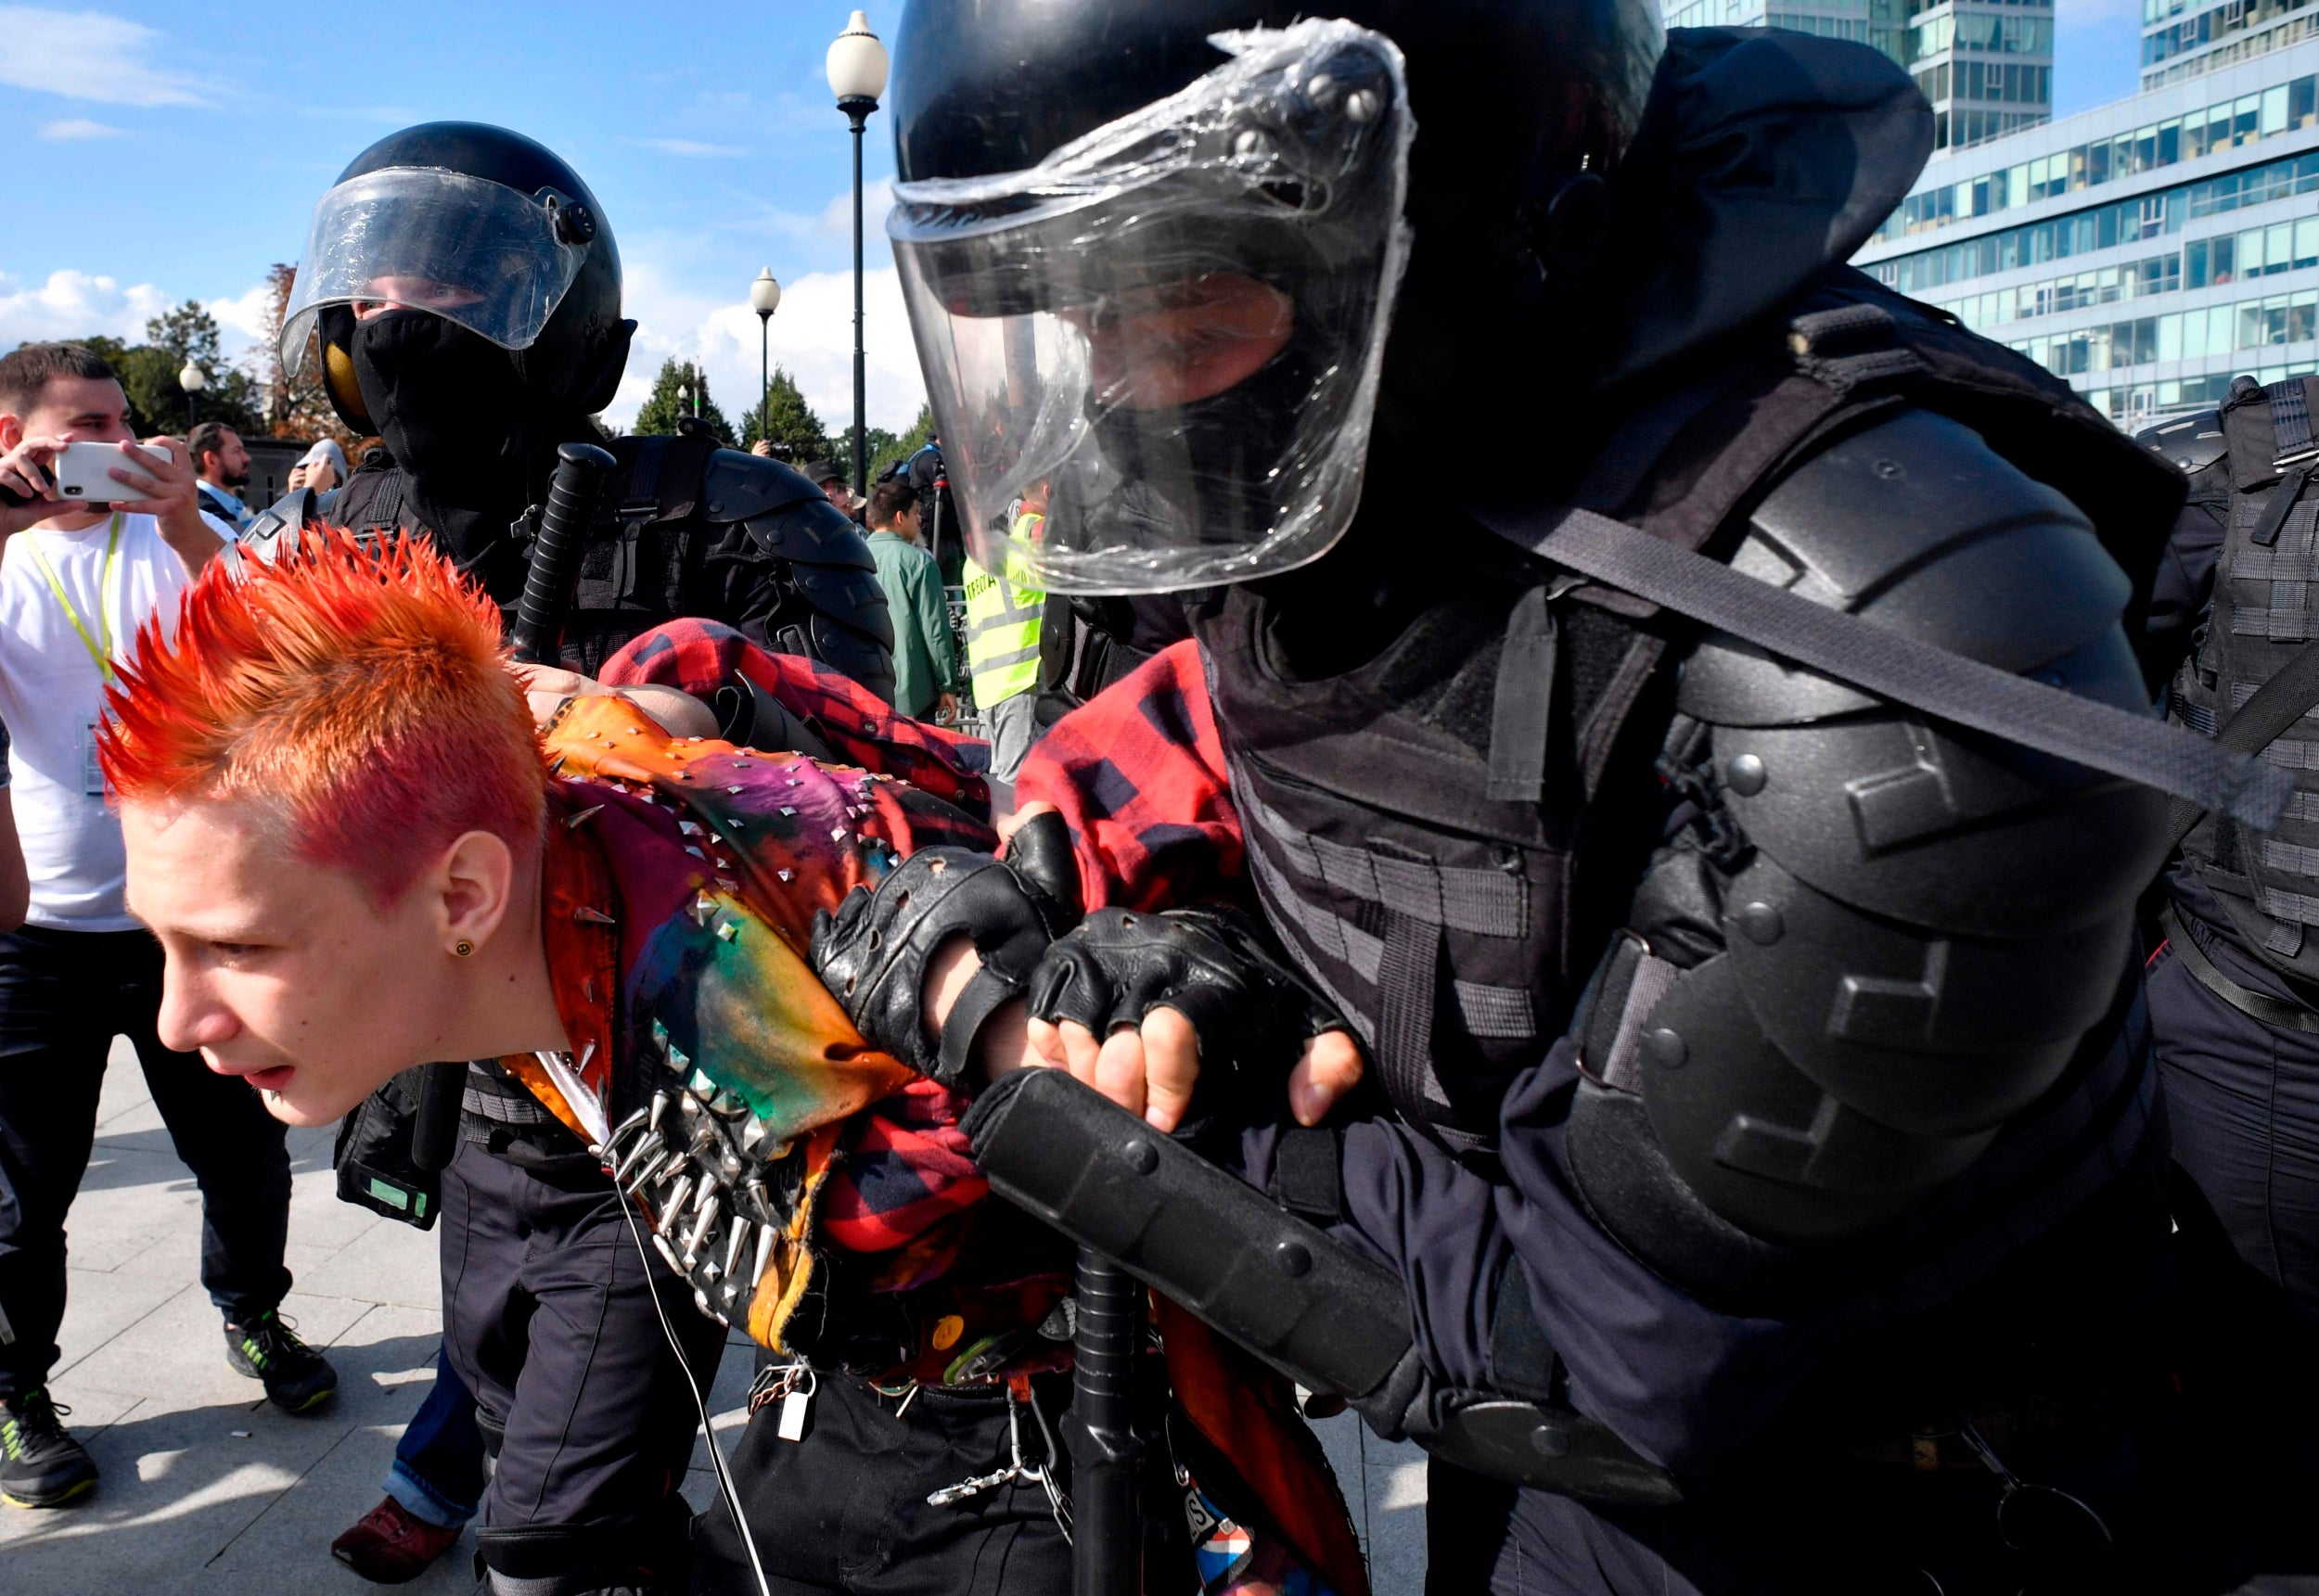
[888, 0, 1662, 594]
[281, 122, 634, 434]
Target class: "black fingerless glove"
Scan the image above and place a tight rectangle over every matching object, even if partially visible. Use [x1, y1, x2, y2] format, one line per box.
[1027, 903, 1353, 1094]
[811, 847, 1076, 1088]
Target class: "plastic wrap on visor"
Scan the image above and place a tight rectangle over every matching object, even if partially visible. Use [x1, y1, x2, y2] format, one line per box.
[890, 19, 1413, 595]
[280, 168, 583, 363]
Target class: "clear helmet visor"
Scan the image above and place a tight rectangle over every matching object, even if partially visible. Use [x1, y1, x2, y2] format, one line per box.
[279, 167, 586, 367]
[890, 19, 1414, 595]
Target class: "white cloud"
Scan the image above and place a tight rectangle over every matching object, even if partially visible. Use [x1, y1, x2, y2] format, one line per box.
[814, 177, 895, 240]
[0, 7, 212, 107]
[639, 137, 750, 159]
[605, 253, 926, 440]
[37, 117, 122, 140]
[0, 268, 171, 347]
[202, 282, 275, 345]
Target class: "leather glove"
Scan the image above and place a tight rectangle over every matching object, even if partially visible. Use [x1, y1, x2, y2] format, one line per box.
[1027, 903, 1354, 1111]
[811, 843, 1077, 1088]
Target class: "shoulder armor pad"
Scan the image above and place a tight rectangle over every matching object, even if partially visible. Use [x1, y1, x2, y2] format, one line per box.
[700, 449, 821, 521]
[699, 450, 878, 573]
[1678, 408, 2131, 727]
[237, 485, 334, 564]
[2136, 410, 2228, 478]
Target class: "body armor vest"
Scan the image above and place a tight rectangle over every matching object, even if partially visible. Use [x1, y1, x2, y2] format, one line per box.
[248, 434, 899, 699]
[1205, 277, 2181, 1306]
[2167, 375, 2319, 997]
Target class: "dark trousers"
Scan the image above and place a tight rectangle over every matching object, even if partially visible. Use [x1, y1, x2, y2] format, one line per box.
[690, 1372, 1071, 1596]
[388, 1347, 487, 1528]
[0, 925, 291, 1399]
[442, 1141, 726, 1593]
[2146, 941, 2319, 1323]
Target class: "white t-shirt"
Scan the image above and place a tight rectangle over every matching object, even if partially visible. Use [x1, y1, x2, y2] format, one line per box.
[0, 514, 190, 929]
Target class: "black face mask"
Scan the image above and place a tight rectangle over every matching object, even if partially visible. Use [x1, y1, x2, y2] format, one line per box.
[350, 311, 534, 569]
[1051, 338, 1323, 564]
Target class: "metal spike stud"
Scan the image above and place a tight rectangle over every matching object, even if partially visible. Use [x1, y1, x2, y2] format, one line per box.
[753, 1223, 776, 1285]
[689, 891, 717, 926]
[564, 805, 604, 829]
[573, 906, 616, 926]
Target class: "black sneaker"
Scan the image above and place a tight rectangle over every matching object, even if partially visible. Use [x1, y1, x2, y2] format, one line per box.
[1, 1388, 97, 1508]
[224, 1309, 338, 1413]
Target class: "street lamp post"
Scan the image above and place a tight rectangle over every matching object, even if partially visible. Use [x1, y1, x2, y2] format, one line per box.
[178, 361, 206, 431]
[827, 9, 889, 501]
[750, 268, 781, 447]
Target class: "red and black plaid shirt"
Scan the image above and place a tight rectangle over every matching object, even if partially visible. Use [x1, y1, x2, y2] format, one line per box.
[1014, 639, 1249, 913]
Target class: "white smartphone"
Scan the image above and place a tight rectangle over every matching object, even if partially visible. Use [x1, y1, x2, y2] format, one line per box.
[50, 440, 170, 505]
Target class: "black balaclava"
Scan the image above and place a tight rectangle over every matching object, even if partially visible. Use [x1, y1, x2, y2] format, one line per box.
[350, 310, 561, 593]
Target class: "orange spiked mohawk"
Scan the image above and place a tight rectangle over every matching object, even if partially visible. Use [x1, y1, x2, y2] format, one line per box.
[99, 529, 546, 904]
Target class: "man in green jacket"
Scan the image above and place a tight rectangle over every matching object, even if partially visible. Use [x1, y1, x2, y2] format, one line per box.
[864, 479, 962, 722]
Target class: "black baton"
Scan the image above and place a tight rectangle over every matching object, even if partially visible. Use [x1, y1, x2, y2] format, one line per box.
[509, 441, 616, 667]
[1068, 1247, 1143, 1596]
[409, 1059, 468, 1174]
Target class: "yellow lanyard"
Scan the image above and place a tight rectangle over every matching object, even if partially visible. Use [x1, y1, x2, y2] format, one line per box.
[26, 514, 122, 682]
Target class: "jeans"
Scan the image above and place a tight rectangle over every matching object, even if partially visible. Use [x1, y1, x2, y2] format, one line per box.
[0, 925, 291, 1398]
[387, 1347, 487, 1529]
[982, 691, 1040, 785]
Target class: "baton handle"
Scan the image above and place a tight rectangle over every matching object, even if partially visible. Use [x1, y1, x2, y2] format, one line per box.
[509, 441, 616, 667]
[409, 1060, 467, 1174]
[1067, 1245, 1143, 1596]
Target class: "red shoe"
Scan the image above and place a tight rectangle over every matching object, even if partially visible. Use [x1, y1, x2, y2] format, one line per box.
[329, 1495, 462, 1583]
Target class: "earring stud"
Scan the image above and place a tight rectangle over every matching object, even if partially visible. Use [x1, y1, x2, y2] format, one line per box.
[453, 939, 475, 958]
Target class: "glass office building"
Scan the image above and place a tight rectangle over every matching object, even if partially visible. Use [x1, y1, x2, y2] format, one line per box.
[1663, 0, 2048, 152]
[1855, 31, 2319, 424]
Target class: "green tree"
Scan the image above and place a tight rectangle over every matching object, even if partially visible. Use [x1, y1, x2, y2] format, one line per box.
[138, 302, 264, 435]
[833, 402, 935, 485]
[737, 365, 829, 462]
[633, 357, 735, 443]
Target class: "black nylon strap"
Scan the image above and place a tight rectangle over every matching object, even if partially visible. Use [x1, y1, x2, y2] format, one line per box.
[1376, 911, 1441, 1123]
[2250, 463, 2309, 548]
[1467, 503, 2292, 830]
[1487, 586, 1557, 803]
[2169, 630, 2319, 846]
[2159, 904, 2319, 1033]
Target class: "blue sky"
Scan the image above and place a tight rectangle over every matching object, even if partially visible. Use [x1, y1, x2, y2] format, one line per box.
[0, 0, 2148, 435]
[0, 1, 918, 432]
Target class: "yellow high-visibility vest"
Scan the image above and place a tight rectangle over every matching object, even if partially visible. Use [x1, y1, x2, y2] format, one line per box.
[962, 512, 1046, 706]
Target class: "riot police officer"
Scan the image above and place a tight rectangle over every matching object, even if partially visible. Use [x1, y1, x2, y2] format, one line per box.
[250, 121, 896, 696]
[808, 6, 2274, 1591]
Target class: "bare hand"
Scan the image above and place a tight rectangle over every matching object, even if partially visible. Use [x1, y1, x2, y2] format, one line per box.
[286, 464, 310, 491]
[111, 439, 222, 571]
[750, 440, 776, 459]
[1027, 1011, 1363, 1131]
[0, 434, 66, 539]
[934, 691, 960, 726]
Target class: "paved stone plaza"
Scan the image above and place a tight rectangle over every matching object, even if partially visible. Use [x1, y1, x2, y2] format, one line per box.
[0, 1041, 1429, 1595]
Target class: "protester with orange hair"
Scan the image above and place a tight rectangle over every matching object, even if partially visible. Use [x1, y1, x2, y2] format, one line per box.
[104, 530, 1369, 1596]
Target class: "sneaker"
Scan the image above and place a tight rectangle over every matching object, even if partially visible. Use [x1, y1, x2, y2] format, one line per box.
[0, 1388, 97, 1508]
[330, 1495, 463, 1583]
[224, 1309, 338, 1413]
